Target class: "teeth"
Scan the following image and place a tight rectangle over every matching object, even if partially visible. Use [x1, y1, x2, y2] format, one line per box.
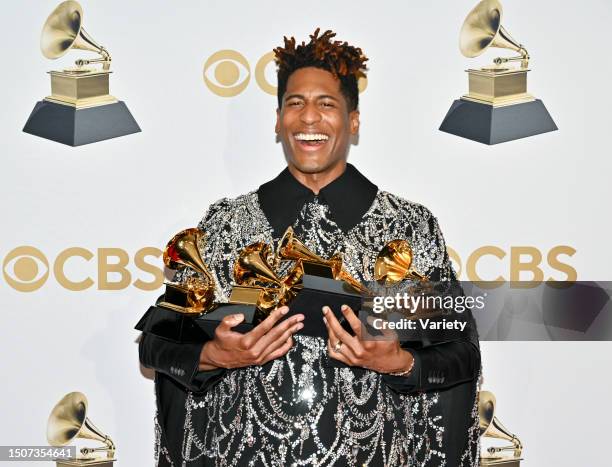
[295, 133, 329, 141]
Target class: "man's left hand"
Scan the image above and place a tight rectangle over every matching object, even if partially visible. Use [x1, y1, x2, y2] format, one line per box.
[323, 304, 414, 375]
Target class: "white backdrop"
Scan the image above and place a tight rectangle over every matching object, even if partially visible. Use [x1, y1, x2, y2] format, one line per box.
[1, 0, 611, 465]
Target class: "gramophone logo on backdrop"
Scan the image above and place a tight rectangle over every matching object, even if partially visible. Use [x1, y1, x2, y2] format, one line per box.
[22, 1, 140, 146]
[202, 50, 368, 97]
[439, 0, 557, 145]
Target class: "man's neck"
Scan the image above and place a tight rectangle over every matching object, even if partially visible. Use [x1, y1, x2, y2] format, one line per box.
[287, 161, 347, 195]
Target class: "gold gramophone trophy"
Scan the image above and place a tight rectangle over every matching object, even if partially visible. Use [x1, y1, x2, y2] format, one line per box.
[158, 228, 216, 314]
[47, 392, 115, 466]
[23, 1, 140, 146]
[136, 229, 285, 341]
[232, 241, 302, 311]
[479, 390, 523, 466]
[277, 226, 369, 295]
[374, 239, 428, 285]
[439, 0, 557, 144]
[367, 239, 441, 328]
[273, 227, 366, 337]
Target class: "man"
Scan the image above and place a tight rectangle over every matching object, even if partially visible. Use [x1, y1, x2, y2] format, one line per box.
[139, 29, 481, 466]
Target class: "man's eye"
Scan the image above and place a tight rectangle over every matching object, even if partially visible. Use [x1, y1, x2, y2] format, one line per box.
[321, 101, 335, 108]
[288, 101, 302, 107]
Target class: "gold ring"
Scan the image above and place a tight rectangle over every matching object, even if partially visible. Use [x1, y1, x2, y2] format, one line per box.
[333, 340, 343, 353]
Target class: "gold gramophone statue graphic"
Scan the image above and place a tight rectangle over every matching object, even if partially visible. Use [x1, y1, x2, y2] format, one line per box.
[23, 1, 140, 146]
[479, 390, 523, 466]
[439, 0, 557, 144]
[47, 391, 115, 466]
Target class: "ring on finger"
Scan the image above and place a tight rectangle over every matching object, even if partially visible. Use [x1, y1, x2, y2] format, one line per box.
[333, 340, 343, 353]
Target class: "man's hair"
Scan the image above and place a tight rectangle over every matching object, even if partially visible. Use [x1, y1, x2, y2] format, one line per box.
[273, 28, 368, 112]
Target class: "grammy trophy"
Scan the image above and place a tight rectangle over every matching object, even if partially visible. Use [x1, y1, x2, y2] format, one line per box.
[23, 1, 140, 146]
[439, 0, 557, 144]
[46, 392, 115, 467]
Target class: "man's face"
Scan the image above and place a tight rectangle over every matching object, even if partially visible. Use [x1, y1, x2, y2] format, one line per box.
[276, 67, 359, 175]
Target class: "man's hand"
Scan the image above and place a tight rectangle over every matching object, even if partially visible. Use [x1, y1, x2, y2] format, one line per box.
[323, 304, 413, 375]
[199, 306, 304, 370]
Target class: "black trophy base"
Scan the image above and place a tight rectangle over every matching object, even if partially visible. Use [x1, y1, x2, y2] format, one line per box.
[439, 98, 557, 145]
[23, 100, 140, 146]
[287, 274, 363, 338]
[135, 304, 256, 343]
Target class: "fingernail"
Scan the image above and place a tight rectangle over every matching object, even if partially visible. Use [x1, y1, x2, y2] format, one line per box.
[296, 323, 304, 330]
[295, 314, 304, 322]
[322, 306, 328, 315]
[281, 306, 289, 315]
[323, 316, 328, 325]
[341, 304, 348, 311]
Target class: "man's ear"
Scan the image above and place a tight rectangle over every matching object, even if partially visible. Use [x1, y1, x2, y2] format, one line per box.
[275, 108, 280, 134]
[349, 110, 360, 135]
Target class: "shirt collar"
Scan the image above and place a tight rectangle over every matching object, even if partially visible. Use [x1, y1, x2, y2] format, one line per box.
[258, 163, 378, 237]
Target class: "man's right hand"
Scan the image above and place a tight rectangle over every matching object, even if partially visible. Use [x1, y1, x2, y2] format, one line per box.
[198, 306, 304, 370]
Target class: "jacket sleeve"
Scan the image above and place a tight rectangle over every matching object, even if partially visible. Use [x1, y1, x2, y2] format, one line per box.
[382, 338, 480, 393]
[139, 332, 226, 393]
[382, 210, 481, 394]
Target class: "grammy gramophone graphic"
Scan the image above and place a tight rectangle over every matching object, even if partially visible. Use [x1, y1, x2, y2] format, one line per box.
[46, 392, 115, 467]
[439, 0, 557, 145]
[479, 390, 523, 466]
[22, 1, 140, 146]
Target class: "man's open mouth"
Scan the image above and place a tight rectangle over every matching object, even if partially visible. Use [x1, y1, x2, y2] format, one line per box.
[294, 132, 330, 147]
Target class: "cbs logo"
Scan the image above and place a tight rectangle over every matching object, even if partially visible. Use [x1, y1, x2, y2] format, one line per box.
[2, 244, 577, 292]
[2, 246, 163, 293]
[446, 245, 577, 286]
[203, 50, 368, 97]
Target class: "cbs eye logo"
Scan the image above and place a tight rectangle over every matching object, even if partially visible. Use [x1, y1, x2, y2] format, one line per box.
[3, 246, 49, 292]
[203, 50, 368, 98]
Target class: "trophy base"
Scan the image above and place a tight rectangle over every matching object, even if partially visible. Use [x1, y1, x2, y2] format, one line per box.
[480, 456, 522, 466]
[55, 458, 115, 466]
[23, 100, 140, 146]
[135, 303, 257, 343]
[287, 274, 362, 338]
[439, 98, 557, 145]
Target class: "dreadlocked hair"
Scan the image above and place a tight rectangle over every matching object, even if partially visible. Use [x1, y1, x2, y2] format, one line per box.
[273, 28, 368, 111]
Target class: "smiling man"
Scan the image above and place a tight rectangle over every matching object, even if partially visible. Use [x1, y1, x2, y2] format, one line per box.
[139, 29, 481, 466]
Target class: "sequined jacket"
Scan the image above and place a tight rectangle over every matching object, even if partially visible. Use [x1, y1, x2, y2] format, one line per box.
[139, 164, 481, 467]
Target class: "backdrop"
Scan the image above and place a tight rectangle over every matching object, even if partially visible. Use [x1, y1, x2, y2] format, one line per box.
[1, 1, 611, 465]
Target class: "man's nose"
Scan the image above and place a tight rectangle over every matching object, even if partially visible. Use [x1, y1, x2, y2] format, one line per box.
[299, 102, 322, 125]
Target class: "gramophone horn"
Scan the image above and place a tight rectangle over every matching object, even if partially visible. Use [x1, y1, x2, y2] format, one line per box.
[277, 227, 328, 264]
[277, 227, 368, 294]
[459, 0, 528, 67]
[478, 390, 523, 457]
[234, 242, 283, 288]
[163, 228, 214, 284]
[47, 391, 115, 456]
[374, 239, 427, 284]
[40, 1, 111, 69]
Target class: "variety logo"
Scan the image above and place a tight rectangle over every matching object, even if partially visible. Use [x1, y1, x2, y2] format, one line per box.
[1, 245, 576, 292]
[203, 50, 368, 97]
